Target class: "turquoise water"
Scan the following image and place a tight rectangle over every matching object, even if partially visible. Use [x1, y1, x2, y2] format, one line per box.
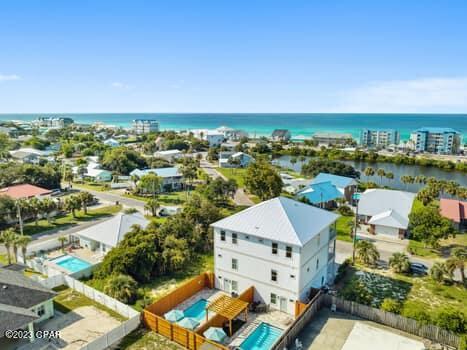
[183, 299, 209, 323]
[239, 322, 282, 350]
[52, 255, 91, 273]
[1, 113, 467, 140]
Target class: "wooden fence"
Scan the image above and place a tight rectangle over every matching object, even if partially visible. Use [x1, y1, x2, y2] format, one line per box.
[325, 295, 460, 349]
[145, 272, 214, 316]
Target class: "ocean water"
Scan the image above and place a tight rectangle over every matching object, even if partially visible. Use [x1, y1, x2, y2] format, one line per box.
[1, 113, 467, 140]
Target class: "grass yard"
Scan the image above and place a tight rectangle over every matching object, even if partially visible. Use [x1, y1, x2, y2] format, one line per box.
[339, 265, 467, 327]
[72, 181, 110, 192]
[408, 233, 467, 259]
[216, 167, 247, 187]
[335, 215, 353, 242]
[53, 286, 126, 321]
[85, 253, 214, 312]
[118, 328, 183, 349]
[22, 204, 122, 236]
[124, 191, 188, 206]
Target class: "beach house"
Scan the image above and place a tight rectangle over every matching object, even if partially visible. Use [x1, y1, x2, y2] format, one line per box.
[311, 173, 358, 203]
[357, 189, 416, 239]
[296, 181, 344, 208]
[0, 267, 55, 343]
[218, 151, 254, 168]
[271, 129, 291, 142]
[130, 167, 184, 191]
[440, 198, 467, 231]
[211, 197, 338, 315]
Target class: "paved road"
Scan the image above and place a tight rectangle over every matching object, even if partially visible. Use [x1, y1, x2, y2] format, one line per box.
[200, 160, 255, 206]
[76, 188, 146, 211]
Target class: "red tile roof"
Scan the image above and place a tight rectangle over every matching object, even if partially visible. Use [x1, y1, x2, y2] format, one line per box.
[0, 184, 52, 200]
[440, 198, 466, 223]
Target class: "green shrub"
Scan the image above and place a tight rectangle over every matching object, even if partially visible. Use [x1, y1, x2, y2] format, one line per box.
[337, 205, 353, 216]
[459, 335, 467, 350]
[381, 298, 402, 314]
[339, 278, 372, 305]
[434, 308, 466, 334]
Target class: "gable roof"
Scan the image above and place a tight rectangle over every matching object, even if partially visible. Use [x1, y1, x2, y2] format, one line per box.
[440, 198, 466, 223]
[0, 184, 52, 200]
[0, 268, 55, 310]
[0, 303, 39, 335]
[297, 181, 344, 204]
[368, 209, 409, 229]
[211, 197, 339, 247]
[130, 167, 182, 178]
[311, 173, 357, 189]
[358, 189, 416, 229]
[76, 212, 149, 247]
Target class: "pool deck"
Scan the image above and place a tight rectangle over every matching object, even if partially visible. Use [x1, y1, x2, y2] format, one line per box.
[174, 288, 227, 321]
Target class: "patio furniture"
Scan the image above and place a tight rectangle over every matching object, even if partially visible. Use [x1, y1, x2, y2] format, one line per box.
[255, 303, 267, 313]
[177, 317, 200, 330]
[164, 309, 184, 322]
[203, 327, 227, 343]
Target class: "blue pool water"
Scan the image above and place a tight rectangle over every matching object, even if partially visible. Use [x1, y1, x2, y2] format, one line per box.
[239, 323, 282, 350]
[183, 299, 209, 323]
[52, 255, 91, 273]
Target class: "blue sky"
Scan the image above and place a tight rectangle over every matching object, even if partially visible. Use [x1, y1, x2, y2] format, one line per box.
[1, 0, 467, 113]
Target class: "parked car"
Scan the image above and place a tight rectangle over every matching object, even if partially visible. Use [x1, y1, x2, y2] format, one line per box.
[410, 262, 428, 275]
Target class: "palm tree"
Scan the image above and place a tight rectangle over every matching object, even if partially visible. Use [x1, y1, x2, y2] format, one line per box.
[0, 228, 17, 265]
[144, 198, 160, 217]
[41, 198, 57, 223]
[180, 163, 197, 194]
[103, 274, 138, 304]
[77, 191, 94, 214]
[355, 240, 380, 266]
[430, 262, 448, 283]
[28, 197, 42, 226]
[62, 165, 74, 187]
[385, 172, 394, 182]
[17, 235, 32, 262]
[138, 173, 162, 198]
[57, 236, 68, 252]
[376, 168, 386, 185]
[414, 175, 427, 185]
[363, 167, 375, 181]
[388, 252, 410, 273]
[63, 195, 80, 218]
[446, 247, 466, 285]
[400, 175, 415, 190]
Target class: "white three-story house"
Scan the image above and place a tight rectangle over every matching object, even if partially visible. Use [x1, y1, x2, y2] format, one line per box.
[211, 197, 338, 315]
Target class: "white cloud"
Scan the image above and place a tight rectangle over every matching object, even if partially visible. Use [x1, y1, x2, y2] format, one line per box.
[0, 74, 21, 81]
[331, 77, 467, 113]
[111, 81, 133, 90]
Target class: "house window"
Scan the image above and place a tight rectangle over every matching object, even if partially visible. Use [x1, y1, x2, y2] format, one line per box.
[220, 231, 226, 241]
[271, 293, 277, 304]
[286, 246, 292, 258]
[231, 280, 238, 293]
[232, 258, 238, 270]
[272, 242, 278, 255]
[271, 270, 278, 282]
[36, 305, 45, 317]
[316, 259, 320, 270]
[232, 233, 238, 244]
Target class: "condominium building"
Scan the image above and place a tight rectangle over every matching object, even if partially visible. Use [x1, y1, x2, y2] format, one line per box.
[32, 117, 74, 129]
[312, 132, 353, 146]
[132, 119, 159, 134]
[211, 197, 338, 315]
[410, 127, 461, 154]
[360, 129, 400, 148]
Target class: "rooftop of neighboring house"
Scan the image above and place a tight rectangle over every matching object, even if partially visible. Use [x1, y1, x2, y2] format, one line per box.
[0, 184, 52, 200]
[271, 129, 290, 137]
[211, 196, 339, 247]
[0, 267, 56, 335]
[296, 181, 344, 204]
[75, 212, 149, 247]
[129, 167, 182, 178]
[155, 149, 182, 155]
[358, 189, 416, 229]
[414, 127, 460, 134]
[312, 132, 353, 139]
[440, 198, 466, 223]
[311, 173, 358, 189]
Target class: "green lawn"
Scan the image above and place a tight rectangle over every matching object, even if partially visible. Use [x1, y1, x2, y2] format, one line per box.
[124, 191, 188, 206]
[216, 167, 247, 187]
[72, 181, 110, 192]
[407, 240, 440, 258]
[118, 328, 183, 350]
[52, 286, 126, 321]
[339, 265, 467, 329]
[22, 204, 122, 236]
[335, 215, 353, 242]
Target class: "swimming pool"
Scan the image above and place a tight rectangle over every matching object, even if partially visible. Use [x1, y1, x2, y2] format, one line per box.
[239, 322, 282, 350]
[52, 255, 91, 273]
[183, 299, 209, 323]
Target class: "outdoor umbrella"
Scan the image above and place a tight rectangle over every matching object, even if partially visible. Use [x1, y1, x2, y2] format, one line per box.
[178, 317, 200, 330]
[203, 327, 227, 343]
[164, 309, 184, 322]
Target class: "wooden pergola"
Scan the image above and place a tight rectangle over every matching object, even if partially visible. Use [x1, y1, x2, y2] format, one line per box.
[206, 295, 249, 336]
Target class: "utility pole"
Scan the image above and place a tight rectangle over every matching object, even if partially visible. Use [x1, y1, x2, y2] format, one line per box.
[352, 192, 361, 264]
[16, 201, 24, 235]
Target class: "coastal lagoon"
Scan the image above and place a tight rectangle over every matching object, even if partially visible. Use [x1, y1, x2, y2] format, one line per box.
[2, 113, 467, 140]
[273, 155, 467, 192]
